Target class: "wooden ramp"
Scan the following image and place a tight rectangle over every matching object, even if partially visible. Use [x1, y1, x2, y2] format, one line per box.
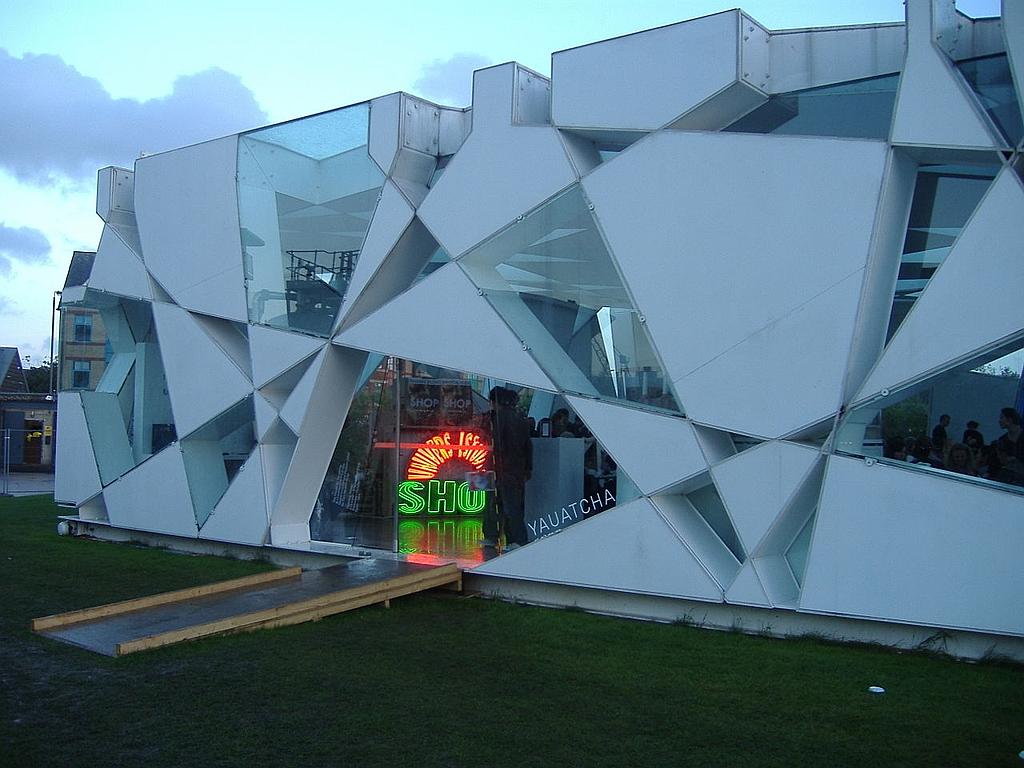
[34, 559, 460, 656]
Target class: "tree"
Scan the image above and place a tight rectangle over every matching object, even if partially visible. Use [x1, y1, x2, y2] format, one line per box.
[21, 356, 54, 394]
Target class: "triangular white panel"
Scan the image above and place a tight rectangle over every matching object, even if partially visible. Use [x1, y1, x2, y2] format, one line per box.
[557, 130, 601, 178]
[583, 131, 886, 390]
[200, 455, 269, 546]
[152, 303, 253, 437]
[259, 352, 318, 411]
[472, 498, 724, 601]
[54, 392, 102, 505]
[566, 396, 706, 494]
[88, 226, 152, 301]
[650, 491, 740, 591]
[103, 446, 198, 538]
[890, 1, 1001, 149]
[856, 168, 1024, 402]
[418, 64, 578, 257]
[711, 440, 820, 554]
[279, 347, 327, 434]
[254, 392, 277, 441]
[134, 135, 249, 322]
[191, 313, 252, 380]
[249, 324, 326, 389]
[337, 180, 415, 328]
[78, 492, 109, 523]
[674, 270, 863, 438]
[334, 263, 555, 391]
[801, 454, 1024, 636]
[724, 560, 771, 608]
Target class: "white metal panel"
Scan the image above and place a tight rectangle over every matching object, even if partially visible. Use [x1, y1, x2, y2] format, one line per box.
[190, 313, 252, 380]
[673, 269, 864, 439]
[401, 94, 441, 155]
[103, 445, 199, 538]
[152, 302, 253, 438]
[259, 429, 297, 516]
[339, 181, 414, 329]
[855, 168, 1024, 402]
[254, 392, 277, 442]
[269, 345, 367, 534]
[439, 108, 471, 155]
[801, 454, 1024, 636]
[551, 11, 740, 130]
[650, 492, 740, 591]
[668, 81, 767, 132]
[891, 0, 1001, 149]
[1002, 0, 1024, 143]
[724, 560, 771, 607]
[417, 64, 577, 258]
[769, 24, 906, 93]
[334, 263, 556, 392]
[200, 454, 269, 546]
[88, 225, 152, 301]
[368, 93, 401, 176]
[514, 65, 551, 124]
[54, 392, 102, 505]
[565, 396, 706, 495]
[134, 136, 249, 321]
[279, 347, 326, 434]
[471, 498, 724, 601]
[584, 131, 886, 391]
[711, 441, 820, 554]
[692, 425, 736, 465]
[96, 166, 135, 223]
[391, 147, 437, 207]
[557, 130, 601, 178]
[248, 323, 325, 389]
[739, 14, 770, 91]
[841, 149, 917, 402]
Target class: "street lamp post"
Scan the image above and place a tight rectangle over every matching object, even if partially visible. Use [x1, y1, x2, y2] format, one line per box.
[49, 290, 61, 399]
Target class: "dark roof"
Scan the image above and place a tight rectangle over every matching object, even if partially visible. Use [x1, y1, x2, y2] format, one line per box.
[0, 347, 29, 393]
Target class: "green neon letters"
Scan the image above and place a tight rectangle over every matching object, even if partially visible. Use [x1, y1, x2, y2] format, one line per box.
[398, 479, 486, 515]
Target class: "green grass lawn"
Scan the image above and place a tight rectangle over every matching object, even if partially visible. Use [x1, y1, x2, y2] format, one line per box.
[1, 495, 1022, 768]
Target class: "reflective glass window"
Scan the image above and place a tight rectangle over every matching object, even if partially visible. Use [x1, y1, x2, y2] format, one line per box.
[724, 73, 899, 140]
[836, 337, 1024, 493]
[311, 355, 636, 561]
[238, 104, 385, 337]
[957, 53, 1023, 147]
[181, 396, 257, 527]
[64, 291, 177, 485]
[886, 163, 999, 341]
[73, 314, 92, 342]
[459, 186, 680, 413]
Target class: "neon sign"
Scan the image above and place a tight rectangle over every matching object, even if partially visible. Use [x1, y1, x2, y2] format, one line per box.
[398, 479, 486, 514]
[407, 431, 488, 480]
[399, 431, 490, 515]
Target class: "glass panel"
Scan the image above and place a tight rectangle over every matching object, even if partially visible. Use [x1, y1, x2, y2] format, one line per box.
[460, 185, 680, 413]
[724, 73, 899, 140]
[886, 163, 999, 341]
[63, 291, 177, 485]
[956, 53, 1023, 147]
[687, 481, 744, 561]
[836, 337, 1024, 492]
[181, 397, 257, 527]
[238, 103, 385, 337]
[310, 356, 398, 552]
[311, 355, 635, 561]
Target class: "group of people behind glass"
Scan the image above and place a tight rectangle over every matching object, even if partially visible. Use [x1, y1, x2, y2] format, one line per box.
[885, 407, 1024, 485]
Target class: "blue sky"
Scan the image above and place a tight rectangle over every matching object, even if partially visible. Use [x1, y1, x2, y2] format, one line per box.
[0, 0, 1003, 364]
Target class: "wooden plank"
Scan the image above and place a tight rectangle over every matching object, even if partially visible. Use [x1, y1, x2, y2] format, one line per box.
[32, 567, 303, 631]
[115, 564, 460, 655]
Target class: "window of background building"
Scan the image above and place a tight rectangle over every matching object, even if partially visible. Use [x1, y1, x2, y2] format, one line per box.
[72, 360, 90, 389]
[73, 314, 92, 343]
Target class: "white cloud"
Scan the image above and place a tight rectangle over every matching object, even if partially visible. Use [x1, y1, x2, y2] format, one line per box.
[413, 53, 491, 107]
[0, 49, 268, 184]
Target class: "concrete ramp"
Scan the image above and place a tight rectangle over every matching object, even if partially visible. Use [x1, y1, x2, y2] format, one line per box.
[34, 559, 461, 656]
